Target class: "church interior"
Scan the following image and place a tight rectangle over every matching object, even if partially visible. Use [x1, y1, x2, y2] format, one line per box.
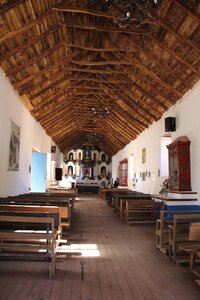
[0, 0, 200, 299]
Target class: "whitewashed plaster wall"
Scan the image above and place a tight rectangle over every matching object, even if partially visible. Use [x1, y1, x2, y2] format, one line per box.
[112, 81, 200, 200]
[0, 69, 62, 196]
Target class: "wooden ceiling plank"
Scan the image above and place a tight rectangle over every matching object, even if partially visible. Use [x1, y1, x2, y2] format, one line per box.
[18, 68, 64, 95]
[50, 114, 92, 139]
[29, 75, 68, 100]
[34, 98, 76, 121]
[0, 10, 54, 43]
[103, 35, 177, 107]
[148, 7, 200, 54]
[44, 108, 92, 133]
[0, 0, 26, 13]
[173, 0, 200, 23]
[12, 50, 80, 89]
[121, 83, 167, 113]
[107, 92, 149, 129]
[38, 105, 77, 127]
[148, 35, 200, 77]
[0, 25, 63, 61]
[102, 118, 132, 144]
[106, 83, 158, 124]
[120, 53, 183, 97]
[6, 43, 64, 77]
[108, 110, 140, 138]
[111, 108, 143, 135]
[125, 39, 193, 90]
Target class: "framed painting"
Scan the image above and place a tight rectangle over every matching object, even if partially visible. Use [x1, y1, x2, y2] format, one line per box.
[8, 120, 20, 171]
[142, 148, 146, 164]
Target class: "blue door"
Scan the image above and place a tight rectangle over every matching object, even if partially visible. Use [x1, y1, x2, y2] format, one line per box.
[31, 152, 47, 192]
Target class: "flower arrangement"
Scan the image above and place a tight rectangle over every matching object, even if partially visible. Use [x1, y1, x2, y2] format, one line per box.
[159, 178, 169, 196]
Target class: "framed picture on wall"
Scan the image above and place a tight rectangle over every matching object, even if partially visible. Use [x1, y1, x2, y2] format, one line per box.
[8, 119, 21, 171]
[142, 172, 146, 181]
[142, 148, 146, 164]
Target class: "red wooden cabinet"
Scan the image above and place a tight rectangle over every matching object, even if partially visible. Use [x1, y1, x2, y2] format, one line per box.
[119, 158, 128, 186]
[167, 140, 191, 191]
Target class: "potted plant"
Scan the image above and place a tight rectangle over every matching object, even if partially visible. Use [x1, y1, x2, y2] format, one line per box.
[159, 178, 169, 196]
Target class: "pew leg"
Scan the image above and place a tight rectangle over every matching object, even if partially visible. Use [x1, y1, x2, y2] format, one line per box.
[190, 252, 195, 273]
[49, 245, 56, 279]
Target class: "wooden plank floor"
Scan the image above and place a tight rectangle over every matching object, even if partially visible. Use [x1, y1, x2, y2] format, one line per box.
[0, 194, 200, 300]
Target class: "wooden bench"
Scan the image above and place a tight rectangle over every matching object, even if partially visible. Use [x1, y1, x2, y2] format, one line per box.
[0, 214, 57, 278]
[0, 196, 71, 236]
[124, 199, 163, 225]
[0, 203, 68, 239]
[156, 210, 200, 253]
[168, 214, 200, 263]
[29, 191, 76, 210]
[119, 194, 152, 220]
[177, 223, 200, 278]
[104, 189, 131, 206]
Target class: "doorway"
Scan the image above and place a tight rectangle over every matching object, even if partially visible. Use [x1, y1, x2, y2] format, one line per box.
[31, 152, 47, 192]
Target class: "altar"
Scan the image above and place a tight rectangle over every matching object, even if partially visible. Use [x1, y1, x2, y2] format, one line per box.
[76, 179, 100, 194]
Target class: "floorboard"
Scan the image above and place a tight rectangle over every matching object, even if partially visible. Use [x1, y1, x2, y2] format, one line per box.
[0, 194, 199, 300]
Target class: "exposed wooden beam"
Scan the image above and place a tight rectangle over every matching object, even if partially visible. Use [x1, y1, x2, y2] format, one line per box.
[64, 22, 150, 35]
[71, 60, 132, 66]
[63, 43, 138, 53]
[66, 77, 131, 84]
[64, 67, 126, 75]
[53, 6, 153, 24]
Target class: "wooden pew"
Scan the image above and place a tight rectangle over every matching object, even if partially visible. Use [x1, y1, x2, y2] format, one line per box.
[168, 214, 200, 263]
[124, 199, 163, 225]
[175, 223, 200, 285]
[104, 189, 131, 206]
[156, 210, 200, 253]
[0, 193, 73, 227]
[100, 188, 130, 200]
[0, 214, 57, 278]
[118, 193, 151, 220]
[0, 204, 68, 238]
[30, 190, 77, 210]
[27, 193, 73, 218]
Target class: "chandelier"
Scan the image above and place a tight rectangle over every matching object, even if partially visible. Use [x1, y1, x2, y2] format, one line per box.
[87, 132, 102, 143]
[104, 0, 160, 28]
[92, 106, 110, 117]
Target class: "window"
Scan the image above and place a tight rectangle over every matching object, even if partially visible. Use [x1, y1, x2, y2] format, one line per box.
[160, 136, 171, 177]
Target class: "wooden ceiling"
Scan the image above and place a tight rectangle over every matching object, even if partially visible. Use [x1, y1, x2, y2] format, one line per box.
[0, 0, 200, 157]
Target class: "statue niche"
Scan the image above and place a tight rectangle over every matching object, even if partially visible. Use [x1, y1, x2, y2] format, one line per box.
[68, 166, 73, 176]
[69, 152, 73, 161]
[84, 149, 91, 160]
